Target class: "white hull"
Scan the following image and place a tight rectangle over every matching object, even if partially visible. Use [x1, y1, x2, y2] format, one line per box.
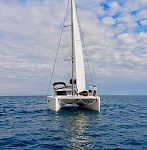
[47, 95, 100, 112]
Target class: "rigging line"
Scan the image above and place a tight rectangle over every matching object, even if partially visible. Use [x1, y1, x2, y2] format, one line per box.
[58, 98, 97, 106]
[47, 0, 70, 96]
[58, 98, 82, 105]
[75, 7, 93, 85]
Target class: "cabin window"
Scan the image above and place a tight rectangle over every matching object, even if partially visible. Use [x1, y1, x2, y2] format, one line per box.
[66, 91, 72, 95]
[56, 91, 67, 95]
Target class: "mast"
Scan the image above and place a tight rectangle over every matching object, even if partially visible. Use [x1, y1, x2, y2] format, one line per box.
[71, 0, 75, 95]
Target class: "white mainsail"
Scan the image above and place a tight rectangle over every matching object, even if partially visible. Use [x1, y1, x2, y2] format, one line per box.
[72, 0, 86, 92]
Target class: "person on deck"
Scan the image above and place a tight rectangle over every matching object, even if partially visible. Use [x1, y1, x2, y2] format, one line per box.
[93, 85, 97, 96]
[89, 83, 92, 96]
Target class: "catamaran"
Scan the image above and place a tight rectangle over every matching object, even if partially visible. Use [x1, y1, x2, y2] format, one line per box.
[47, 0, 100, 112]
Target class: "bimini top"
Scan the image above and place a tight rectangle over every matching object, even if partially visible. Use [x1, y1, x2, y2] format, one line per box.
[53, 82, 67, 90]
[53, 82, 66, 86]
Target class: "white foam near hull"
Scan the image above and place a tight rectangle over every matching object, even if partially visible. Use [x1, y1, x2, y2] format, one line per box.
[47, 96, 100, 112]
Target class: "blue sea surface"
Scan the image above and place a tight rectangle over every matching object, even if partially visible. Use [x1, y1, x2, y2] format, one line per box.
[0, 95, 147, 150]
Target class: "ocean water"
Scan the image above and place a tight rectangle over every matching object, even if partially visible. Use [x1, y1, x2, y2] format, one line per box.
[0, 95, 146, 150]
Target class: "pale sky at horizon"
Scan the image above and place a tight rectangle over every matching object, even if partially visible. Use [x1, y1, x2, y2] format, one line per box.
[0, 0, 147, 96]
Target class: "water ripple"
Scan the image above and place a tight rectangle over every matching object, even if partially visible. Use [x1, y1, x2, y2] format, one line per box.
[0, 96, 147, 150]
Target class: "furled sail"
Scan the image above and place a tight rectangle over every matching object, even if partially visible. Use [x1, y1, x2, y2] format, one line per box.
[71, 0, 86, 92]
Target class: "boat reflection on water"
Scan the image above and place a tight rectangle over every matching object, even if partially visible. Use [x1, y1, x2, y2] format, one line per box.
[53, 109, 101, 149]
[67, 113, 89, 148]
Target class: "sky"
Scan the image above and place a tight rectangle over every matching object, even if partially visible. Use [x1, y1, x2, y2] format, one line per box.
[0, 0, 147, 96]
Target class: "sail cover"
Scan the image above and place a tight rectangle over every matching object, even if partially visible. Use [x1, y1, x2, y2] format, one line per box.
[72, 0, 86, 92]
